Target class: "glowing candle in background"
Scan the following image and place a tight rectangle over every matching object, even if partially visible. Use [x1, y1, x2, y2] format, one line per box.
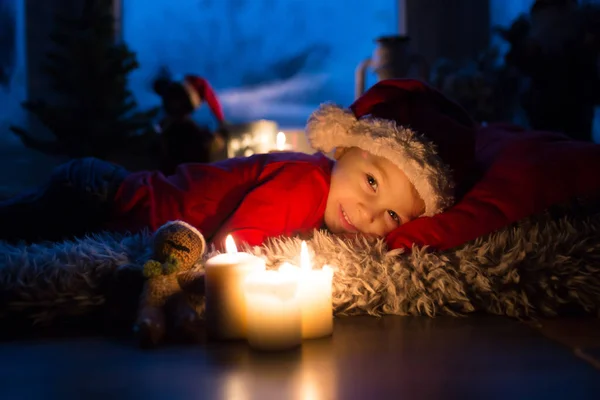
[204, 235, 266, 340]
[276, 131, 287, 151]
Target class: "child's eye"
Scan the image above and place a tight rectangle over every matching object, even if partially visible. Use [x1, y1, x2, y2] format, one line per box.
[366, 174, 378, 191]
[388, 210, 400, 224]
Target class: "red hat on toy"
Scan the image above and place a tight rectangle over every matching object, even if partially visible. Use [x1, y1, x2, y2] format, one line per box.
[182, 75, 225, 123]
[306, 79, 476, 216]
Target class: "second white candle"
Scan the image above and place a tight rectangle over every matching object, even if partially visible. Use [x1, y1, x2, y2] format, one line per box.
[279, 241, 334, 339]
[244, 270, 302, 351]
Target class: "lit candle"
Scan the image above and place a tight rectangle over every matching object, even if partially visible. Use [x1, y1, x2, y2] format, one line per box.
[244, 269, 302, 351]
[269, 131, 292, 153]
[276, 131, 287, 151]
[280, 241, 334, 339]
[204, 235, 266, 340]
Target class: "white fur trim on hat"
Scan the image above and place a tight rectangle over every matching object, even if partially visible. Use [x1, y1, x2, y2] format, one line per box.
[306, 103, 455, 216]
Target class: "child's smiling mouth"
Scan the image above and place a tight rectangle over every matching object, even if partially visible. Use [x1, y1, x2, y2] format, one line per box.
[339, 204, 358, 232]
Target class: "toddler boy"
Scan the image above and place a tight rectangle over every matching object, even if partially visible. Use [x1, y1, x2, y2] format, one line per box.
[0, 79, 475, 249]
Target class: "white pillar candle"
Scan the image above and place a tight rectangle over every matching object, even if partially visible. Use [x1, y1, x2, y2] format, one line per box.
[204, 235, 266, 340]
[244, 270, 302, 351]
[280, 241, 334, 339]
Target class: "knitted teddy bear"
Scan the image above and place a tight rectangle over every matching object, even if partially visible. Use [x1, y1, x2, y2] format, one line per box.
[133, 220, 206, 348]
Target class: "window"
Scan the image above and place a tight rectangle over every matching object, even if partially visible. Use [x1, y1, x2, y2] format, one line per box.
[124, 0, 398, 128]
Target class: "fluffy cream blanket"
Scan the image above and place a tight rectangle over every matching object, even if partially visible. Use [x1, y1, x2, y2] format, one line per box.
[1, 205, 599, 327]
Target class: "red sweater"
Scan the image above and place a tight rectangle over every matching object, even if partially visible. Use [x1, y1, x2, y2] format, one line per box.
[107, 152, 333, 250]
[108, 124, 600, 254]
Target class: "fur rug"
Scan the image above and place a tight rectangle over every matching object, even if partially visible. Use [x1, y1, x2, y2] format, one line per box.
[1, 205, 600, 327]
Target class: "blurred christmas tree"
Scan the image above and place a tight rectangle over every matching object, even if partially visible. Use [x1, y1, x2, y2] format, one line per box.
[11, 0, 159, 159]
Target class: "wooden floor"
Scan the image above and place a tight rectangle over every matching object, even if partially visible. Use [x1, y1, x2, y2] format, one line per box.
[0, 316, 598, 400]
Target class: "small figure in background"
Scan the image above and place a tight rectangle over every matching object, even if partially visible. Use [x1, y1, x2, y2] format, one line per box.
[153, 74, 228, 174]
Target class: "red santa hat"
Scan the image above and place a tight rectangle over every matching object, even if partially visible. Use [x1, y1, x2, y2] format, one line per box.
[182, 75, 225, 123]
[306, 79, 476, 216]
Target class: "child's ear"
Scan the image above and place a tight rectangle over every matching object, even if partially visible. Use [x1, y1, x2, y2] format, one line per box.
[333, 147, 349, 160]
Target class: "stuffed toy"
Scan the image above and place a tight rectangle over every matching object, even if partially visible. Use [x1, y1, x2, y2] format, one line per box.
[133, 220, 206, 348]
[153, 74, 228, 174]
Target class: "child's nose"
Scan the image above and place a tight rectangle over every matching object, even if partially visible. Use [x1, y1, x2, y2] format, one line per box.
[356, 204, 386, 237]
[357, 203, 376, 224]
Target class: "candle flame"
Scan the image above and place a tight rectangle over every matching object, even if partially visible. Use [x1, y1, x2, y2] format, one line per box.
[225, 235, 238, 254]
[276, 131, 286, 151]
[300, 241, 311, 271]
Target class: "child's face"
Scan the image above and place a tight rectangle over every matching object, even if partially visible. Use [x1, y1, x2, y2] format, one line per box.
[324, 147, 425, 237]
